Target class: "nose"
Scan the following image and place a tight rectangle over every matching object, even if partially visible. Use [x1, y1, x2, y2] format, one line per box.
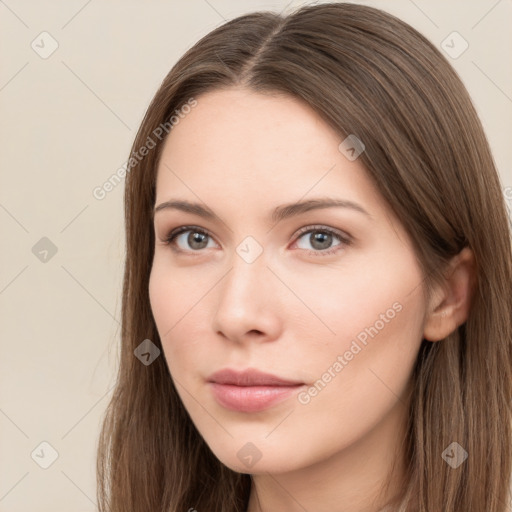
[212, 250, 282, 345]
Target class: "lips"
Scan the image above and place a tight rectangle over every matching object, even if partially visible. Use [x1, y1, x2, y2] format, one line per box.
[207, 368, 305, 413]
[207, 368, 304, 387]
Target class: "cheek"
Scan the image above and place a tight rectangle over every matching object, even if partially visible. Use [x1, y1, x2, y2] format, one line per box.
[148, 262, 185, 360]
[148, 259, 207, 374]
[290, 288, 424, 469]
[287, 249, 426, 358]
[149, 255, 201, 334]
[296, 251, 426, 422]
[148, 262, 173, 335]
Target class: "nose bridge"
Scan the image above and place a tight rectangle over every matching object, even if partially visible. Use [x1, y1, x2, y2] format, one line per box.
[221, 243, 269, 307]
[212, 241, 278, 340]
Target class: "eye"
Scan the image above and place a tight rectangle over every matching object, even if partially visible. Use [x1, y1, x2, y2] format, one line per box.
[292, 225, 352, 256]
[163, 225, 216, 253]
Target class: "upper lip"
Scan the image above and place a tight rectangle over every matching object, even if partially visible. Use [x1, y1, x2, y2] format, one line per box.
[207, 368, 304, 387]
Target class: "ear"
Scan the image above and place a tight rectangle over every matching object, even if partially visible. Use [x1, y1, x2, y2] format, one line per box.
[423, 247, 476, 342]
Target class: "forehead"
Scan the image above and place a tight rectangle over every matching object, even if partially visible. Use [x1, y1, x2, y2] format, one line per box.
[160, 88, 338, 171]
[154, 87, 386, 221]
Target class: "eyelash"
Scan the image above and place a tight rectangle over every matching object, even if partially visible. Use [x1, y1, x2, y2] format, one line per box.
[162, 224, 352, 257]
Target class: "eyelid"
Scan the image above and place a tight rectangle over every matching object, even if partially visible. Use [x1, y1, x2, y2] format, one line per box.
[293, 224, 352, 243]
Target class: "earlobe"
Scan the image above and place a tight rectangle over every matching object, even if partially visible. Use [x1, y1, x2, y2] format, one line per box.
[423, 247, 476, 342]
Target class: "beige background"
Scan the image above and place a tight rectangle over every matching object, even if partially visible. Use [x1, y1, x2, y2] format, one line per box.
[1, 0, 511, 510]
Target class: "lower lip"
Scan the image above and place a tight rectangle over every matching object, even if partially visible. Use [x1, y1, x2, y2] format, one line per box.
[208, 382, 304, 412]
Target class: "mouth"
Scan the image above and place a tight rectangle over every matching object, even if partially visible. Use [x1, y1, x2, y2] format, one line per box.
[208, 382, 305, 412]
[207, 368, 305, 413]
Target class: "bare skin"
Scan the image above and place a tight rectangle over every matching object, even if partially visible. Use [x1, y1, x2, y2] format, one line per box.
[149, 87, 475, 512]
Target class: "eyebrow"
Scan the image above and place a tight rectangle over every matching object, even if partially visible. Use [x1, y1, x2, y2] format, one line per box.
[153, 197, 371, 224]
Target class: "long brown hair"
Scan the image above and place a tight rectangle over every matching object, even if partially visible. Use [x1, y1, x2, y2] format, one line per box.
[96, 3, 512, 510]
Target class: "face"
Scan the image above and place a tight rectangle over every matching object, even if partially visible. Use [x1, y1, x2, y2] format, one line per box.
[149, 87, 427, 475]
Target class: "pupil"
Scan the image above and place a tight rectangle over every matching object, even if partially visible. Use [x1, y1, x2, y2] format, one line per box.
[189, 232, 207, 249]
[312, 232, 331, 249]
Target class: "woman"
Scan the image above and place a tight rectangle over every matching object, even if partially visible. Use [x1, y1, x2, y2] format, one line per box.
[96, 3, 512, 511]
